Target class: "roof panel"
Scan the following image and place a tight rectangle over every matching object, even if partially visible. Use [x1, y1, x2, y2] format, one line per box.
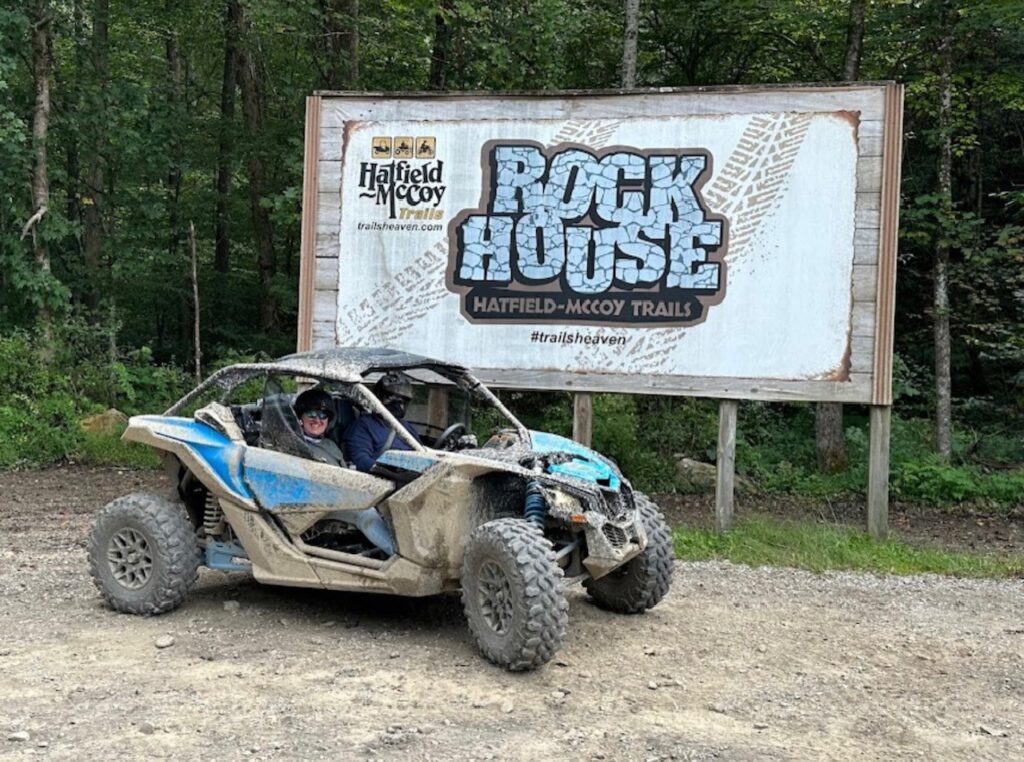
[274, 347, 466, 381]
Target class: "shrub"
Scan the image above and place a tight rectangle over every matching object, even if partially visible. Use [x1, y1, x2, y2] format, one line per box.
[0, 393, 81, 467]
[0, 328, 190, 467]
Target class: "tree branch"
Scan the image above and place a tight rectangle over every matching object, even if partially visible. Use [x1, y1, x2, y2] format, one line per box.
[20, 205, 47, 240]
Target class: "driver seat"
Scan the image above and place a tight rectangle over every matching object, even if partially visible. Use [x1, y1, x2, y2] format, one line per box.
[327, 397, 359, 448]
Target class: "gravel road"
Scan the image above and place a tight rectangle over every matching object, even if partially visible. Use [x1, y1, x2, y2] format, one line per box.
[1, 467, 1022, 760]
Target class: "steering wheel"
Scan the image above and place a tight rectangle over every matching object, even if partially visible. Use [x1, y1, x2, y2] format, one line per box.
[433, 422, 467, 450]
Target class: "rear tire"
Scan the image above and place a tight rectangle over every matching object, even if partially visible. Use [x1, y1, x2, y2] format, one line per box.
[88, 492, 201, 615]
[461, 519, 568, 671]
[584, 495, 673, 614]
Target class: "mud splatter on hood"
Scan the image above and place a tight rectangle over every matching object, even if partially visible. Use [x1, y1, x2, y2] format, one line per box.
[525, 431, 621, 490]
[376, 430, 622, 491]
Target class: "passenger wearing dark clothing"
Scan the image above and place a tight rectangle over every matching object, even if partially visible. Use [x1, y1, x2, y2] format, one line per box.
[344, 414, 420, 472]
[294, 388, 345, 467]
[343, 372, 420, 473]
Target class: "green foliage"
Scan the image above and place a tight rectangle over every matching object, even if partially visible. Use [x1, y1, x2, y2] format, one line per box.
[0, 328, 190, 467]
[496, 388, 1022, 507]
[0, 392, 81, 467]
[48, 319, 193, 415]
[673, 515, 1024, 579]
[498, 392, 706, 493]
[77, 430, 161, 469]
[735, 405, 1023, 509]
[0, 0, 1020, 496]
[0, 330, 52, 396]
[0, 331, 80, 466]
[892, 462, 1024, 505]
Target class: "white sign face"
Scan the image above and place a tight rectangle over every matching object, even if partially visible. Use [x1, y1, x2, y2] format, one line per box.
[302, 88, 902, 403]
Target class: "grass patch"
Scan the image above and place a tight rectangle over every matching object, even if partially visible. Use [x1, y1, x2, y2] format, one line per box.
[75, 430, 160, 469]
[673, 514, 1024, 579]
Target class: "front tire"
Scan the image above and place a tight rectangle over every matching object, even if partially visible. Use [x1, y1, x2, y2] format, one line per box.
[461, 519, 568, 671]
[88, 492, 201, 615]
[584, 495, 673, 613]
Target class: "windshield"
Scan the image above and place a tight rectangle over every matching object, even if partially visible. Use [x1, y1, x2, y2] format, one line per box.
[258, 376, 316, 458]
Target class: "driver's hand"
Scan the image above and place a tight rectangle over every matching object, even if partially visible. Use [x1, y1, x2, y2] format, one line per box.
[455, 434, 478, 450]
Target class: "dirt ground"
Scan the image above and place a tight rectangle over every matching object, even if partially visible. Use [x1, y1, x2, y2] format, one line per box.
[1, 466, 1022, 761]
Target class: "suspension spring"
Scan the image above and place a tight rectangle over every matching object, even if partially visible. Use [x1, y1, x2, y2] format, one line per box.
[203, 491, 225, 538]
[523, 480, 547, 527]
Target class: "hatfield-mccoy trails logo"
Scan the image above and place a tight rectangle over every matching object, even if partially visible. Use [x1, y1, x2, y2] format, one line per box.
[358, 136, 446, 221]
[447, 141, 728, 326]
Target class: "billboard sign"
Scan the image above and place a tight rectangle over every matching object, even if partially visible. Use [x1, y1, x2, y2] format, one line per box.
[299, 86, 902, 404]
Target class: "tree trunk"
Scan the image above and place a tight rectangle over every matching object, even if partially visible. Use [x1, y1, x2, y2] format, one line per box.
[815, 403, 848, 473]
[319, 0, 358, 89]
[621, 0, 640, 88]
[843, 0, 867, 80]
[235, 3, 277, 332]
[65, 0, 83, 256]
[815, 0, 867, 473]
[28, 0, 54, 354]
[82, 0, 109, 312]
[428, 1, 452, 90]
[189, 221, 202, 383]
[934, 10, 955, 462]
[341, 0, 359, 87]
[215, 0, 240, 274]
[29, 1, 52, 278]
[106, 300, 118, 406]
[165, 7, 184, 265]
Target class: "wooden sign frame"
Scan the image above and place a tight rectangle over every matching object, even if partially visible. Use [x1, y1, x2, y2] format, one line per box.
[296, 84, 903, 536]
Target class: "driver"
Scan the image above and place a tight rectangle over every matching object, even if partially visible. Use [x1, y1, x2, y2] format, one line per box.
[296, 387, 397, 557]
[293, 388, 345, 467]
[343, 371, 421, 473]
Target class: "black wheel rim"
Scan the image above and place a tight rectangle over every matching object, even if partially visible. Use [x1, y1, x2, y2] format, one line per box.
[107, 528, 153, 589]
[478, 560, 513, 634]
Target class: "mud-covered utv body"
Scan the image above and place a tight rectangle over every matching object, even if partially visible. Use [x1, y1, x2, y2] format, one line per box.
[88, 347, 673, 670]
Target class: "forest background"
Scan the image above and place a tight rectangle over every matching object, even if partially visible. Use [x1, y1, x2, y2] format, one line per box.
[1, 0, 1022, 511]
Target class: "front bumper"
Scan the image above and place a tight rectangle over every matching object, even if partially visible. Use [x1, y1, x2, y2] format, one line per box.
[544, 484, 648, 579]
[580, 511, 646, 578]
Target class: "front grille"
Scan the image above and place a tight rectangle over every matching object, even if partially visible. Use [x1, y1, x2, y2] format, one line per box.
[601, 487, 634, 520]
[602, 524, 628, 548]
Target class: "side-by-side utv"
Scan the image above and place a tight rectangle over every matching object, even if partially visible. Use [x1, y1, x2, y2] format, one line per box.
[88, 347, 673, 670]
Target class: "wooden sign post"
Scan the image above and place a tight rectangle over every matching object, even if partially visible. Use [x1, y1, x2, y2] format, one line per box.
[572, 393, 592, 447]
[715, 400, 738, 532]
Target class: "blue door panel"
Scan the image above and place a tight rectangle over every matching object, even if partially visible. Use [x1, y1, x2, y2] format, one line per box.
[242, 446, 387, 512]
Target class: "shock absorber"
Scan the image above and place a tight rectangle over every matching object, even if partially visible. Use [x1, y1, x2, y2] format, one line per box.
[523, 480, 547, 527]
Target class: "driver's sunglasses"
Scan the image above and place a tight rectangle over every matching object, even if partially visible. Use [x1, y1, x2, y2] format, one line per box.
[302, 410, 330, 420]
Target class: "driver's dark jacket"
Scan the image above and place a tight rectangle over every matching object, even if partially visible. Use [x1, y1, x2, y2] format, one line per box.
[343, 414, 420, 473]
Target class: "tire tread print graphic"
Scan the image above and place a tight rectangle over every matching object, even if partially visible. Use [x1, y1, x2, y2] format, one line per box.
[339, 243, 449, 346]
[571, 113, 813, 371]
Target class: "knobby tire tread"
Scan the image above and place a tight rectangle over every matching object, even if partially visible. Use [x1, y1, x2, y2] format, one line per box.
[88, 492, 201, 615]
[461, 518, 569, 671]
[584, 494, 674, 614]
